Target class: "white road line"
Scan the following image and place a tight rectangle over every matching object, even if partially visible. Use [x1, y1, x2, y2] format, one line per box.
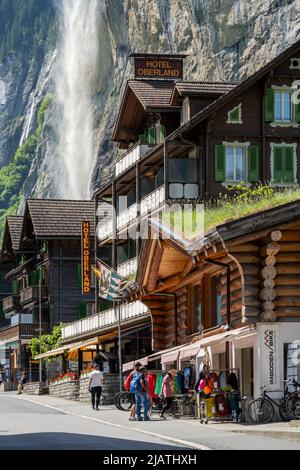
[9, 396, 211, 451]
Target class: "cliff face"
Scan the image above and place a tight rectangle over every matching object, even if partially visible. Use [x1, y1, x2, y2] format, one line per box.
[0, 0, 300, 221]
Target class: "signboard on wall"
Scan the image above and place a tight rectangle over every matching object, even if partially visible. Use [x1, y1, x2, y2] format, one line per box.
[134, 57, 183, 79]
[259, 324, 280, 391]
[81, 221, 91, 294]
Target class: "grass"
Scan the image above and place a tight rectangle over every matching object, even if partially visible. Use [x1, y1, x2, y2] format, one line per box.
[160, 186, 300, 241]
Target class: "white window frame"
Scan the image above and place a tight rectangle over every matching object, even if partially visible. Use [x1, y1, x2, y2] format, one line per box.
[290, 58, 300, 70]
[270, 142, 298, 186]
[181, 96, 190, 125]
[271, 85, 299, 128]
[222, 141, 250, 186]
[226, 103, 243, 124]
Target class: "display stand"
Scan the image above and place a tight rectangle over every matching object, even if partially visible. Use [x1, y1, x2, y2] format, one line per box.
[197, 368, 241, 424]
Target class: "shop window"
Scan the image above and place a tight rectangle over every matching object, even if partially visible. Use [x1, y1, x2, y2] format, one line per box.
[284, 343, 300, 390]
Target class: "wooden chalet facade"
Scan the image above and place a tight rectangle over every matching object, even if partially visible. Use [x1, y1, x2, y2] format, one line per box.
[0, 199, 95, 375]
[132, 199, 300, 397]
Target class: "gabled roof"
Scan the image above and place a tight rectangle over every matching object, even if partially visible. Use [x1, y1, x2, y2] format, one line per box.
[128, 79, 178, 109]
[1, 216, 23, 253]
[168, 38, 300, 141]
[170, 80, 238, 105]
[23, 199, 95, 239]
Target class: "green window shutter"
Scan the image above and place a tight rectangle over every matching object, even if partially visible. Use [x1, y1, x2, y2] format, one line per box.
[0, 301, 4, 319]
[215, 145, 226, 182]
[295, 100, 300, 123]
[0, 273, 3, 290]
[264, 89, 275, 122]
[273, 147, 284, 182]
[78, 302, 87, 319]
[32, 270, 37, 286]
[139, 133, 146, 143]
[148, 127, 156, 145]
[77, 263, 82, 289]
[248, 146, 260, 182]
[283, 147, 294, 182]
[158, 125, 165, 142]
[12, 279, 18, 294]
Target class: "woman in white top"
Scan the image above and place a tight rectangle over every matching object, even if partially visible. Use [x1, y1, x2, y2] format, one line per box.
[88, 364, 104, 410]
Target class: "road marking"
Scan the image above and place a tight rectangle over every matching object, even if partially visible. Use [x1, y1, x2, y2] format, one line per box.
[10, 396, 211, 451]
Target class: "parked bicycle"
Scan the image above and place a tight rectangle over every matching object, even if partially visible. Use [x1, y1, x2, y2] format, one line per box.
[114, 391, 165, 412]
[247, 379, 300, 424]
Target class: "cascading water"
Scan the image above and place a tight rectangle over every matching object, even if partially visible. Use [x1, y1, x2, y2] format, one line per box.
[54, 0, 100, 200]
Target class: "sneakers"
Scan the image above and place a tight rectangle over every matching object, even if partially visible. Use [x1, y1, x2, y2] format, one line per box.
[143, 417, 151, 421]
[136, 417, 143, 421]
[128, 417, 136, 421]
[95, 407, 100, 411]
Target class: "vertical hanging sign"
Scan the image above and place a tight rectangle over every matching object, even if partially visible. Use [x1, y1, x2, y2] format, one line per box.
[81, 221, 91, 294]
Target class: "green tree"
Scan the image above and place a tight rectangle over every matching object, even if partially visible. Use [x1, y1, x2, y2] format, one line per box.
[28, 323, 66, 361]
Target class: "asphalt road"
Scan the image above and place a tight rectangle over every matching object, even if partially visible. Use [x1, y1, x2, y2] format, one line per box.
[1, 394, 300, 450]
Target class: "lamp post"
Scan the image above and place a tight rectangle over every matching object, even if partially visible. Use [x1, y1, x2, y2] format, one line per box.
[39, 279, 42, 384]
[117, 301, 122, 392]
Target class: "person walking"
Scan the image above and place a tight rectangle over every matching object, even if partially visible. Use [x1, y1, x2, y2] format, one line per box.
[88, 364, 103, 410]
[0, 371, 3, 390]
[132, 366, 149, 421]
[159, 369, 177, 419]
[17, 371, 27, 395]
[125, 361, 141, 421]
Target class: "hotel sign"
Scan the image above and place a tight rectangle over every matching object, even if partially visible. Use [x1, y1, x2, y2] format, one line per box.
[81, 221, 91, 294]
[134, 58, 183, 79]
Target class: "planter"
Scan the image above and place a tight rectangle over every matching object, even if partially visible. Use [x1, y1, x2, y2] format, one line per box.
[23, 382, 48, 395]
[49, 376, 79, 400]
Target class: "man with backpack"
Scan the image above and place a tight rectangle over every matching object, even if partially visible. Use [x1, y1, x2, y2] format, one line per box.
[130, 366, 149, 421]
[124, 361, 141, 421]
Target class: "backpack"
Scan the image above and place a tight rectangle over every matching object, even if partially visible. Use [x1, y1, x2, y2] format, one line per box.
[124, 372, 132, 391]
[130, 373, 142, 393]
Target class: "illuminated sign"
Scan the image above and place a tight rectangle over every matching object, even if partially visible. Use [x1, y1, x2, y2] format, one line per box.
[81, 221, 91, 294]
[134, 58, 183, 79]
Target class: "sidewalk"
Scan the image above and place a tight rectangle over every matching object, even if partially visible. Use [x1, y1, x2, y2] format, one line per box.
[7, 392, 300, 444]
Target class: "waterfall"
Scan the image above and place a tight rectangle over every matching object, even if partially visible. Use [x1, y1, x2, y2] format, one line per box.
[54, 0, 100, 200]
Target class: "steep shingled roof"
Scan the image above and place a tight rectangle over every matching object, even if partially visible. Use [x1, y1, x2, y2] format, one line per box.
[128, 79, 179, 109]
[5, 216, 23, 251]
[25, 199, 95, 239]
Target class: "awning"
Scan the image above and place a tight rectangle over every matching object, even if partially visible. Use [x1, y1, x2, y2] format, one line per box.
[35, 337, 99, 359]
[179, 341, 201, 360]
[196, 326, 255, 350]
[122, 356, 148, 373]
[161, 345, 181, 364]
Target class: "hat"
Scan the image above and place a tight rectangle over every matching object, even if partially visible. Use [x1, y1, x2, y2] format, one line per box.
[168, 369, 177, 376]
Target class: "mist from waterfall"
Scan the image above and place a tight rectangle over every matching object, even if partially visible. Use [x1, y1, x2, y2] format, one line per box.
[54, 0, 100, 199]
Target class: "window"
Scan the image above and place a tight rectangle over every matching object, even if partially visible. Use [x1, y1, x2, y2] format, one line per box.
[284, 343, 300, 391]
[226, 104, 242, 124]
[225, 146, 247, 182]
[215, 144, 259, 183]
[188, 284, 202, 334]
[211, 274, 223, 327]
[181, 97, 190, 124]
[264, 88, 300, 125]
[271, 144, 296, 184]
[274, 91, 292, 123]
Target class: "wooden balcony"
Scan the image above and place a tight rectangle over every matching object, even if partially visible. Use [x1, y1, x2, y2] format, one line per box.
[117, 257, 137, 278]
[62, 301, 149, 340]
[115, 143, 151, 177]
[0, 323, 50, 341]
[3, 295, 20, 313]
[20, 285, 48, 305]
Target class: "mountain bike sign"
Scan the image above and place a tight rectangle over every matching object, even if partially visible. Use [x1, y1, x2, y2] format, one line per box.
[259, 324, 280, 391]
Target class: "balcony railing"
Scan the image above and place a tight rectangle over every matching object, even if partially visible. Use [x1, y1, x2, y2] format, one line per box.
[3, 295, 20, 313]
[0, 323, 50, 341]
[97, 186, 165, 241]
[62, 300, 149, 340]
[115, 144, 151, 177]
[117, 257, 137, 278]
[20, 285, 48, 305]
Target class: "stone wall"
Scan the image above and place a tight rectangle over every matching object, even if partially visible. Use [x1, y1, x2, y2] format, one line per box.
[49, 378, 79, 400]
[24, 382, 49, 395]
[79, 373, 119, 405]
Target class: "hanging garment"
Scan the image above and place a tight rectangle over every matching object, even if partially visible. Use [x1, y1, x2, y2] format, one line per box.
[218, 370, 227, 390]
[215, 393, 229, 417]
[147, 373, 158, 398]
[177, 372, 183, 394]
[154, 373, 163, 395]
[205, 397, 216, 418]
[173, 375, 179, 395]
[183, 367, 191, 390]
[228, 372, 239, 391]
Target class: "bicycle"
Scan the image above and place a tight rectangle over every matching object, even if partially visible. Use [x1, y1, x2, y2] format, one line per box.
[247, 379, 300, 424]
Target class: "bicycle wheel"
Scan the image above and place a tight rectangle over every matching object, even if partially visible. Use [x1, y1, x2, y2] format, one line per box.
[247, 398, 274, 424]
[118, 391, 133, 411]
[285, 391, 300, 419]
[279, 405, 291, 422]
[114, 392, 123, 410]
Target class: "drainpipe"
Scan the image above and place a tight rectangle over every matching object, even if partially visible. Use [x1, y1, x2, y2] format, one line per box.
[203, 258, 231, 370]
